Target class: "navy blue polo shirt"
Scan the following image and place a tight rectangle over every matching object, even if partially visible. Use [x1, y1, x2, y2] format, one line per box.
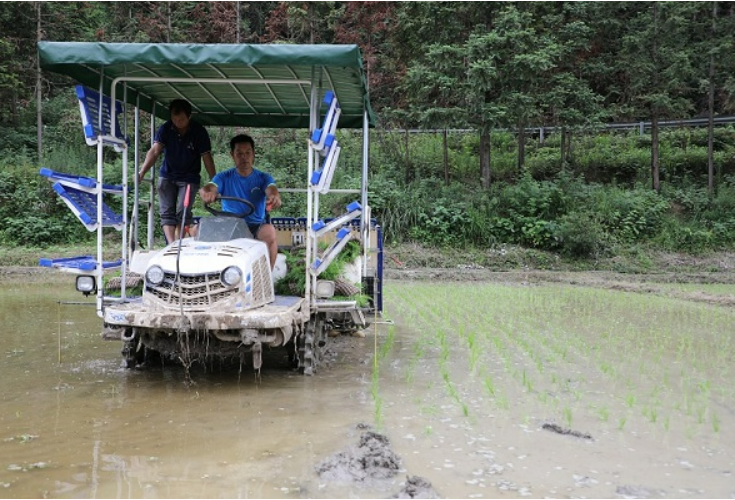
[154, 120, 212, 183]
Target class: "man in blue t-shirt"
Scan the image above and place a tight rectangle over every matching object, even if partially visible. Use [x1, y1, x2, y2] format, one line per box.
[138, 99, 216, 243]
[199, 134, 282, 269]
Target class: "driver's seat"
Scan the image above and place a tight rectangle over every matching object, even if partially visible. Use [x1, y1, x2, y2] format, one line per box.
[196, 216, 253, 242]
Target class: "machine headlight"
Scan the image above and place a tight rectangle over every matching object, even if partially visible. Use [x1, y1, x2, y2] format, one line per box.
[315, 280, 335, 299]
[221, 266, 242, 286]
[76, 275, 96, 295]
[146, 265, 165, 285]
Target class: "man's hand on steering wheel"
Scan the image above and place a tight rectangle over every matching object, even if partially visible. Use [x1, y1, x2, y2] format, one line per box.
[203, 195, 256, 218]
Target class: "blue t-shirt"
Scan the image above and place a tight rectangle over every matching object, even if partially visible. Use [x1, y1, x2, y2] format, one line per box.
[154, 120, 212, 183]
[212, 167, 276, 225]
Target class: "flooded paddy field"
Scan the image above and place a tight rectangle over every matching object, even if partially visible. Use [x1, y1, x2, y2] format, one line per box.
[1, 268, 734, 498]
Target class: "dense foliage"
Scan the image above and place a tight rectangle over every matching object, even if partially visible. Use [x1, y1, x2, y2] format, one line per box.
[2, 2, 735, 260]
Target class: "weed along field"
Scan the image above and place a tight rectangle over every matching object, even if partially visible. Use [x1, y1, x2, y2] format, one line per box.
[374, 275, 735, 498]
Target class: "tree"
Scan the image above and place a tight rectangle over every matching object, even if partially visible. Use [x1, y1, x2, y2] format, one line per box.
[333, 2, 396, 111]
[400, 4, 572, 187]
[685, 2, 735, 195]
[534, 3, 607, 170]
[261, 2, 341, 44]
[620, 3, 695, 192]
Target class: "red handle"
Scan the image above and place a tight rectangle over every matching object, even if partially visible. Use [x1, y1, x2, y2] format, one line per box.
[184, 184, 191, 208]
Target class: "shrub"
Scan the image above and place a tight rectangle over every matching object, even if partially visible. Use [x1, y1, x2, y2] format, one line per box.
[554, 211, 611, 258]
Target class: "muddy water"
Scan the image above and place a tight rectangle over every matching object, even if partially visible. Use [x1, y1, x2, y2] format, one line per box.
[3, 274, 735, 499]
[0, 276, 398, 499]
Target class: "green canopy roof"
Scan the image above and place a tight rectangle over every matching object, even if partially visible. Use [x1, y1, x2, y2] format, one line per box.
[38, 42, 375, 129]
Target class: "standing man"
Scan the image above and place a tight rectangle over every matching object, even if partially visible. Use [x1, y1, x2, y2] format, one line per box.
[199, 134, 282, 269]
[138, 99, 216, 243]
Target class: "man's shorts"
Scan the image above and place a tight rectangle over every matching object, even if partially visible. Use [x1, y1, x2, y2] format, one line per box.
[247, 213, 271, 239]
[247, 222, 264, 239]
[158, 177, 199, 227]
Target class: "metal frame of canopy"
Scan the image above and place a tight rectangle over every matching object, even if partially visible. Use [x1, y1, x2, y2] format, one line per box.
[38, 42, 377, 315]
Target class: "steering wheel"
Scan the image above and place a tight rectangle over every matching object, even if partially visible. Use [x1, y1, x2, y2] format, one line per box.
[204, 195, 255, 218]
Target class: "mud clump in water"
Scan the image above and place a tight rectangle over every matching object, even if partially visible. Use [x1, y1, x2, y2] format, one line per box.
[542, 422, 593, 440]
[316, 428, 442, 497]
[316, 431, 402, 482]
[393, 475, 440, 499]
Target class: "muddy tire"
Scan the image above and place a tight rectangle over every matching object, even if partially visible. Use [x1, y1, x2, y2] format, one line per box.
[121, 335, 145, 369]
[286, 338, 300, 370]
[299, 315, 326, 376]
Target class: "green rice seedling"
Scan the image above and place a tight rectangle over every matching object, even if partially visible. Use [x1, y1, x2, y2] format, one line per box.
[698, 379, 711, 397]
[625, 393, 636, 409]
[535, 356, 545, 375]
[597, 405, 610, 422]
[379, 325, 396, 360]
[371, 365, 383, 428]
[369, 326, 398, 429]
[439, 359, 468, 416]
[563, 406, 573, 428]
[467, 330, 480, 372]
[696, 405, 706, 425]
[483, 375, 496, 397]
[522, 369, 533, 393]
[405, 342, 425, 384]
[618, 417, 627, 430]
[682, 393, 693, 416]
[712, 412, 720, 433]
[497, 393, 510, 410]
[419, 404, 439, 417]
[600, 361, 614, 377]
[649, 407, 658, 424]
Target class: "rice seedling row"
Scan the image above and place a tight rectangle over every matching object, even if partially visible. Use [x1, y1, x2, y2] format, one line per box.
[383, 281, 735, 438]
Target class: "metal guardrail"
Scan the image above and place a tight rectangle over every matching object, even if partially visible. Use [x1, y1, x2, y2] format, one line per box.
[391, 115, 735, 135]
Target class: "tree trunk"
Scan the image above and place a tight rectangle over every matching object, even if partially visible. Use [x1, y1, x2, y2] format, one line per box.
[651, 112, 661, 192]
[236, 1, 241, 43]
[166, 2, 172, 42]
[404, 128, 411, 185]
[12, 89, 18, 125]
[517, 122, 526, 172]
[36, 1, 42, 164]
[443, 128, 449, 186]
[707, 1, 717, 196]
[480, 123, 491, 189]
[651, 3, 661, 193]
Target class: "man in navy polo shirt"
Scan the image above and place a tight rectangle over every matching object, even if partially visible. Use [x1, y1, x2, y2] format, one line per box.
[138, 99, 216, 243]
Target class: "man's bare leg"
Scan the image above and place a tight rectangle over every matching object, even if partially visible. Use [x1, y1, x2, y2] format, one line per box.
[257, 223, 278, 270]
[163, 224, 176, 244]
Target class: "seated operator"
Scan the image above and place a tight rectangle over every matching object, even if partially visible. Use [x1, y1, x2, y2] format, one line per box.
[199, 134, 282, 269]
